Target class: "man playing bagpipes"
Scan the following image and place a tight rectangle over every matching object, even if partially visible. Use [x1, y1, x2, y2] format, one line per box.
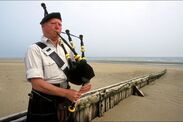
[24, 3, 95, 122]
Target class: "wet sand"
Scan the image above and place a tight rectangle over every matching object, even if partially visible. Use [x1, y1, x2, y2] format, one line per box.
[0, 59, 183, 121]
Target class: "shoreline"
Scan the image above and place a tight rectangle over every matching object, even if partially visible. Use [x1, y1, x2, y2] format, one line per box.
[1, 58, 183, 66]
[88, 58, 183, 64]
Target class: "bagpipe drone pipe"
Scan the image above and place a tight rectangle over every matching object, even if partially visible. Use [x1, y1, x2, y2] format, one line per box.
[56, 30, 95, 86]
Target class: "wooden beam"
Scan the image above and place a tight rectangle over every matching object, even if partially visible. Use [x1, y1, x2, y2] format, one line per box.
[132, 85, 144, 97]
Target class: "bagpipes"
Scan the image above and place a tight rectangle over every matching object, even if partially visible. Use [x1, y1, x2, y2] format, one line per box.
[57, 30, 95, 112]
[57, 30, 95, 86]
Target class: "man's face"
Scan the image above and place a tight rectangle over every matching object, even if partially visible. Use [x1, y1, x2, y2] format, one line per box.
[42, 18, 62, 38]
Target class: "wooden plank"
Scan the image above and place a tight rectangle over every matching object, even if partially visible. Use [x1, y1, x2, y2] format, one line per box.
[79, 109, 84, 122]
[75, 110, 80, 122]
[91, 103, 98, 120]
[83, 106, 91, 122]
[132, 85, 144, 97]
[105, 97, 110, 112]
[114, 94, 119, 105]
[98, 100, 105, 117]
[121, 90, 126, 100]
[88, 105, 93, 122]
[125, 87, 131, 98]
[119, 91, 122, 101]
[110, 95, 115, 108]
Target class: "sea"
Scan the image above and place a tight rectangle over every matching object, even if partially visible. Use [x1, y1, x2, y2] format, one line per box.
[1, 57, 183, 65]
[87, 57, 183, 63]
[87, 57, 183, 64]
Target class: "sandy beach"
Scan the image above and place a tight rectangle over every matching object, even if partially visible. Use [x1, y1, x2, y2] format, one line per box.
[0, 59, 183, 121]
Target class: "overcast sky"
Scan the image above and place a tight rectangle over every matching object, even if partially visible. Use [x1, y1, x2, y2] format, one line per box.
[0, 1, 183, 58]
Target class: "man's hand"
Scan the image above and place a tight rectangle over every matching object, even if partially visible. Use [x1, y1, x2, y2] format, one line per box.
[65, 89, 81, 102]
[66, 83, 91, 102]
[79, 83, 92, 94]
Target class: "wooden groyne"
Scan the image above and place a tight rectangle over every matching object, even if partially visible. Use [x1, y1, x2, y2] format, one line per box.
[72, 69, 166, 122]
[0, 69, 166, 122]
